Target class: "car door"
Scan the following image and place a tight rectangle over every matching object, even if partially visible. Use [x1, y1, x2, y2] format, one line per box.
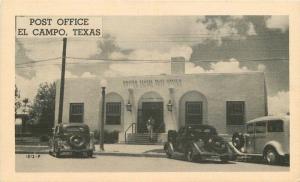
[254, 121, 267, 154]
[245, 123, 255, 153]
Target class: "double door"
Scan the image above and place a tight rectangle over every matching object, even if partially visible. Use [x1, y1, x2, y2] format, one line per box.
[137, 102, 164, 133]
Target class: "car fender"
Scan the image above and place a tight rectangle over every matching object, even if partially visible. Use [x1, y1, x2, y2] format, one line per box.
[164, 142, 175, 153]
[192, 142, 203, 154]
[263, 141, 285, 156]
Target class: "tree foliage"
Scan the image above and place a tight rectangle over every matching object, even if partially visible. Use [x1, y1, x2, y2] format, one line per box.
[29, 82, 56, 134]
[15, 85, 21, 115]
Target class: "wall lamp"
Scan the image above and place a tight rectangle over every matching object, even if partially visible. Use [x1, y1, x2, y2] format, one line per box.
[167, 100, 173, 112]
[126, 101, 132, 111]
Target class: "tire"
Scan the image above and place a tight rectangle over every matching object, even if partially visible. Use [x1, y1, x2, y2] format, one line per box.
[264, 147, 279, 165]
[185, 147, 195, 162]
[88, 151, 93, 158]
[69, 135, 86, 149]
[220, 156, 229, 163]
[54, 145, 61, 158]
[232, 132, 245, 150]
[164, 143, 173, 158]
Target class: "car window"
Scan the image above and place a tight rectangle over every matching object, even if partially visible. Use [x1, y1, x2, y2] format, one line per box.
[255, 121, 266, 133]
[65, 126, 86, 132]
[246, 123, 254, 134]
[268, 120, 284, 132]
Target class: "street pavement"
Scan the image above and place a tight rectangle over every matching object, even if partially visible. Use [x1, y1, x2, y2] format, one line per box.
[16, 154, 289, 172]
[16, 144, 166, 157]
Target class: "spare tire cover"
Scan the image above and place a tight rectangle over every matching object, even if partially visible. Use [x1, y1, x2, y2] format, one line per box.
[69, 134, 87, 148]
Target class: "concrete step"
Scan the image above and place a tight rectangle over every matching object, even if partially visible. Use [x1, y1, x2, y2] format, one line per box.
[126, 133, 161, 144]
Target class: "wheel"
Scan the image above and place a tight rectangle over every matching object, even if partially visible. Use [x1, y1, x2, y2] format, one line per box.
[88, 151, 93, 158]
[220, 156, 229, 163]
[54, 146, 61, 158]
[185, 147, 195, 162]
[232, 132, 245, 151]
[49, 145, 53, 155]
[264, 147, 279, 165]
[164, 143, 174, 158]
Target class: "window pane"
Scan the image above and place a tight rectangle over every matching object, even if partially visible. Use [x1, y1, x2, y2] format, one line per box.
[255, 122, 266, 133]
[106, 102, 121, 125]
[268, 120, 283, 132]
[69, 103, 84, 123]
[186, 102, 202, 124]
[226, 101, 245, 125]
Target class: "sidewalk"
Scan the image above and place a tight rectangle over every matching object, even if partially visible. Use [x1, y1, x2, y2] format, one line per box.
[15, 144, 166, 158]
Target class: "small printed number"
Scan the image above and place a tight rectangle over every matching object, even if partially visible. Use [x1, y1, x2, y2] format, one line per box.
[25, 154, 41, 158]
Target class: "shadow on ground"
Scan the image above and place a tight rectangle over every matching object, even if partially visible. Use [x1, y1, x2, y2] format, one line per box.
[143, 149, 165, 154]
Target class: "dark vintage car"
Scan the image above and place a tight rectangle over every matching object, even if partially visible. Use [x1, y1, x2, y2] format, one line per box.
[164, 125, 236, 162]
[49, 123, 94, 158]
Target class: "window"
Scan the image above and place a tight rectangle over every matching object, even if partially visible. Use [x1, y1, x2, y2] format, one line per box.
[185, 102, 203, 125]
[226, 101, 245, 125]
[247, 123, 254, 134]
[69, 103, 84, 123]
[255, 121, 267, 133]
[268, 120, 284, 132]
[106, 102, 121, 125]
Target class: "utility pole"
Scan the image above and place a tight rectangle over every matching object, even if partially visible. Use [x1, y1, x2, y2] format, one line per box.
[58, 38, 67, 123]
[100, 86, 106, 151]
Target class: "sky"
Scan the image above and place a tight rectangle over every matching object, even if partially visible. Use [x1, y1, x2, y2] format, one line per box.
[15, 15, 289, 115]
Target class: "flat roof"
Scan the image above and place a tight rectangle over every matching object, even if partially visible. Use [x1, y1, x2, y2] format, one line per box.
[59, 71, 265, 82]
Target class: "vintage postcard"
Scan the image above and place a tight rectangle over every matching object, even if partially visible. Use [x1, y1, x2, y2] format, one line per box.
[1, 1, 300, 182]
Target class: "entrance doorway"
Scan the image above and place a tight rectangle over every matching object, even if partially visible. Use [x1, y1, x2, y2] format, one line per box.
[137, 102, 164, 133]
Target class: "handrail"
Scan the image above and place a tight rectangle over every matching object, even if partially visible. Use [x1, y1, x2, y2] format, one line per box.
[124, 123, 136, 143]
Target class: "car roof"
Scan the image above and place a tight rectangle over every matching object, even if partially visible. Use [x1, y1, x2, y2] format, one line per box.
[186, 124, 216, 130]
[246, 115, 290, 124]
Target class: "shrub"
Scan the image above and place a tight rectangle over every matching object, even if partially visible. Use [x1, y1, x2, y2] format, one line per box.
[92, 130, 119, 144]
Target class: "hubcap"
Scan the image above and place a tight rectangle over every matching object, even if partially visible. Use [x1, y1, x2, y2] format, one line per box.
[266, 151, 276, 163]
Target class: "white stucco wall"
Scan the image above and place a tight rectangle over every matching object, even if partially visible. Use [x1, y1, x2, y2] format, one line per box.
[55, 72, 266, 141]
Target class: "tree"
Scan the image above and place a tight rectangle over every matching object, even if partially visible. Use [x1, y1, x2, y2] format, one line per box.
[22, 98, 29, 113]
[15, 85, 21, 115]
[29, 82, 56, 134]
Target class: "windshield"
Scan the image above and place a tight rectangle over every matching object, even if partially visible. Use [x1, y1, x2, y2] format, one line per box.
[192, 128, 217, 135]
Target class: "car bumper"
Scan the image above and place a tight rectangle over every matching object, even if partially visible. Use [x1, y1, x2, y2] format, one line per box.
[195, 151, 236, 160]
[59, 148, 93, 153]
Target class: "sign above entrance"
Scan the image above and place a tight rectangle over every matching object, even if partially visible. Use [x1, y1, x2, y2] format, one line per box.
[123, 79, 182, 89]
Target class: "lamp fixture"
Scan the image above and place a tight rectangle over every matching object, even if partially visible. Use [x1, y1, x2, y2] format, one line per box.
[167, 100, 173, 112]
[126, 101, 132, 111]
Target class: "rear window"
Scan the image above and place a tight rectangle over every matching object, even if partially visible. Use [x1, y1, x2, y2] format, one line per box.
[64, 126, 87, 132]
[268, 120, 284, 132]
[194, 128, 216, 134]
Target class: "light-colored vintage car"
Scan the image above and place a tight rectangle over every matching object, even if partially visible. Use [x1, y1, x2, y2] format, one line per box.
[232, 115, 289, 165]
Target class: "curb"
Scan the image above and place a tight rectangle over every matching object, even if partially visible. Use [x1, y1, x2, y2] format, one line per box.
[15, 150, 166, 158]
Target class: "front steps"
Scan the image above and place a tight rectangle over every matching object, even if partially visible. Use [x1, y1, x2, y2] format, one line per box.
[125, 133, 163, 145]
